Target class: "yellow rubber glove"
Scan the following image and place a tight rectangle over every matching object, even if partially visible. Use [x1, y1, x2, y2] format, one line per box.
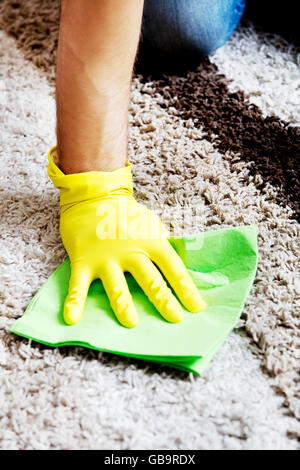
[48, 145, 206, 328]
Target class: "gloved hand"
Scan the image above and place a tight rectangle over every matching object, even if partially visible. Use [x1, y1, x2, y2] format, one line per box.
[48, 145, 206, 328]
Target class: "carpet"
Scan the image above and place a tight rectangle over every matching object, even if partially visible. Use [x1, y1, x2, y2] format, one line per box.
[0, 1, 299, 450]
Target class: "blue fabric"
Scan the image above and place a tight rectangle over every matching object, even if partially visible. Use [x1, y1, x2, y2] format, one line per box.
[141, 0, 246, 57]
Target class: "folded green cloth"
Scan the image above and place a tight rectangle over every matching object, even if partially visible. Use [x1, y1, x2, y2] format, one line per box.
[10, 225, 258, 374]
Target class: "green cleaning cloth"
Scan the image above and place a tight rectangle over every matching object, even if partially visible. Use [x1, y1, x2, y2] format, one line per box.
[10, 225, 258, 374]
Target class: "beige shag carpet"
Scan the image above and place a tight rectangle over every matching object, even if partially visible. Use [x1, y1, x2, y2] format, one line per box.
[0, 1, 299, 450]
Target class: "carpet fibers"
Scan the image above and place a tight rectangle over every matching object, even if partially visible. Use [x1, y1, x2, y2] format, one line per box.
[0, 1, 299, 450]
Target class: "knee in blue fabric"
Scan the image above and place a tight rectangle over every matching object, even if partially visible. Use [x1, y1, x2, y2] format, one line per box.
[141, 0, 245, 58]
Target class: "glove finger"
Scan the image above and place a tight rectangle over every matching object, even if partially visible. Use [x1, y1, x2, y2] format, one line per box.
[64, 264, 92, 325]
[100, 262, 138, 328]
[126, 254, 184, 323]
[151, 242, 206, 313]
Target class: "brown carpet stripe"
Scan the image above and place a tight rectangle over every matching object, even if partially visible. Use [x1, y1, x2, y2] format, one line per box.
[135, 59, 300, 220]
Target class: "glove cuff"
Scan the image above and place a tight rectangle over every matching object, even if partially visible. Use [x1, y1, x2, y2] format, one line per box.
[47, 145, 133, 207]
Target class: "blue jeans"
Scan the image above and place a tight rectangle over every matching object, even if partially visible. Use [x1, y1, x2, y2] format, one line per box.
[140, 0, 245, 58]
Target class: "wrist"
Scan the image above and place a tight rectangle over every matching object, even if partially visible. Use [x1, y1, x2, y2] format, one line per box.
[58, 149, 127, 174]
[55, 75, 130, 174]
[57, 125, 128, 174]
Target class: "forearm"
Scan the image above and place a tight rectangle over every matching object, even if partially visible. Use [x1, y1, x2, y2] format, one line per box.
[56, 0, 144, 174]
